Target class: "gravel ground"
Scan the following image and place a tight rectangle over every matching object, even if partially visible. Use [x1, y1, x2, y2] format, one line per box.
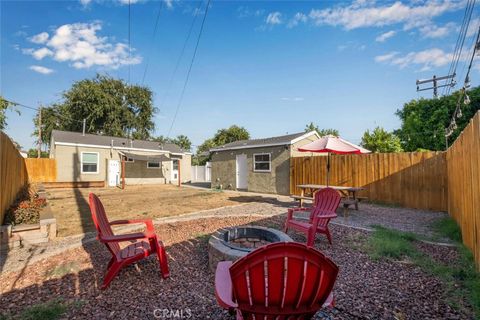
[333, 202, 450, 239]
[0, 215, 472, 320]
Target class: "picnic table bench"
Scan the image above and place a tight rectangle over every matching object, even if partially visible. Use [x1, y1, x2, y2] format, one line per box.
[291, 184, 366, 216]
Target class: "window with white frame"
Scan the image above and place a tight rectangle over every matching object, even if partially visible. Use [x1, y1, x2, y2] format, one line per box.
[81, 152, 99, 173]
[147, 161, 160, 168]
[253, 153, 271, 172]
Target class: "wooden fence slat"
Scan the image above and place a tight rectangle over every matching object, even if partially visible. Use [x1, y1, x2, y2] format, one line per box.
[0, 132, 28, 224]
[290, 151, 448, 211]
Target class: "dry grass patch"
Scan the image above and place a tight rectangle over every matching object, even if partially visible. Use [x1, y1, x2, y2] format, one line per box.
[47, 185, 246, 237]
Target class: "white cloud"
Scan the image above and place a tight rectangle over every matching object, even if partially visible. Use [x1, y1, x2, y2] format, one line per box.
[79, 0, 140, 6]
[375, 30, 396, 42]
[118, 0, 140, 4]
[164, 0, 174, 9]
[14, 30, 28, 37]
[287, 12, 308, 28]
[301, 0, 464, 30]
[281, 97, 304, 101]
[419, 22, 457, 38]
[374, 51, 399, 62]
[29, 32, 49, 44]
[237, 6, 264, 18]
[31, 47, 54, 60]
[376, 48, 453, 71]
[466, 18, 480, 37]
[29, 65, 54, 74]
[23, 22, 141, 69]
[266, 12, 282, 25]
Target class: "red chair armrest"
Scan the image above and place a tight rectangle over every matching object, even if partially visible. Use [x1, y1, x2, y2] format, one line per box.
[100, 232, 150, 243]
[110, 219, 155, 232]
[322, 292, 335, 308]
[215, 261, 238, 309]
[290, 207, 312, 212]
[311, 211, 337, 228]
[287, 207, 312, 220]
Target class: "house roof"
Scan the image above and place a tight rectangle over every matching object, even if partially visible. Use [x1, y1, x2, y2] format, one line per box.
[51, 130, 186, 154]
[210, 131, 319, 152]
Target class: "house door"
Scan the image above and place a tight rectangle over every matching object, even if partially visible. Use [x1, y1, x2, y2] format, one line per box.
[108, 160, 120, 187]
[236, 154, 248, 189]
[171, 159, 179, 181]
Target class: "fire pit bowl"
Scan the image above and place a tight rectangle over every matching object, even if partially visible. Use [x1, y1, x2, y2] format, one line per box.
[208, 226, 292, 271]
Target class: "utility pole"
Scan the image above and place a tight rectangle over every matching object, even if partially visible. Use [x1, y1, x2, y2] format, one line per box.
[82, 119, 86, 136]
[416, 74, 456, 98]
[37, 105, 42, 158]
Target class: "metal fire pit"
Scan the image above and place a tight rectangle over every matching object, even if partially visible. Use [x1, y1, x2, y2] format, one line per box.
[208, 226, 292, 272]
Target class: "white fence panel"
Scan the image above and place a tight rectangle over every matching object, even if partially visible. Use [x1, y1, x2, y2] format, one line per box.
[191, 163, 211, 182]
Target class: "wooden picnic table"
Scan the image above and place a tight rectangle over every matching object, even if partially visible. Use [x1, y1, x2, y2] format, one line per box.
[294, 184, 366, 210]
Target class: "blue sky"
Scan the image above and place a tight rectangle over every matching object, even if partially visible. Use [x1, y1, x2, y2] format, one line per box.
[1, 0, 479, 151]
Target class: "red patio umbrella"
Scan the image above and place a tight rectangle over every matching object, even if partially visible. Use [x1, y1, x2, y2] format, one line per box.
[298, 135, 371, 186]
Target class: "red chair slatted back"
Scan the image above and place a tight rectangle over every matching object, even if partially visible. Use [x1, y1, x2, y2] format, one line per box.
[88, 193, 120, 255]
[229, 242, 339, 319]
[312, 188, 341, 227]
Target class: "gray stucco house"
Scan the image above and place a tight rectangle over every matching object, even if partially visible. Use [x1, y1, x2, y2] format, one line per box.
[210, 131, 319, 195]
[50, 130, 192, 186]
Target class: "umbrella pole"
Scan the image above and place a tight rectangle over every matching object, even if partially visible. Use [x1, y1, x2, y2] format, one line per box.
[327, 153, 330, 187]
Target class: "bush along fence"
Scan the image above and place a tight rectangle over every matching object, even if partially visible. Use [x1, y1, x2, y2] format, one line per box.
[290, 111, 480, 269]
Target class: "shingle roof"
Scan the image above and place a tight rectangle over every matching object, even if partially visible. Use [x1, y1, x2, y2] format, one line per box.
[210, 131, 317, 151]
[51, 130, 185, 154]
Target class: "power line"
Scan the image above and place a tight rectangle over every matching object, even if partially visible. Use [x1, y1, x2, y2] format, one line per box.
[166, 0, 211, 138]
[443, 0, 475, 96]
[445, 23, 480, 143]
[141, 0, 165, 85]
[157, 0, 203, 116]
[3, 98, 84, 125]
[128, 0, 131, 84]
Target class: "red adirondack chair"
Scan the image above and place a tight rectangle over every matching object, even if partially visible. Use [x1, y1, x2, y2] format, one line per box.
[215, 242, 339, 319]
[88, 193, 169, 289]
[284, 188, 340, 246]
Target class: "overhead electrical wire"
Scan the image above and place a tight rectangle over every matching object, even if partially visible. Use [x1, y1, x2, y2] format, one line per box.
[442, 0, 475, 96]
[442, 0, 474, 95]
[445, 23, 480, 140]
[166, 0, 211, 138]
[141, 0, 165, 85]
[3, 98, 85, 125]
[128, 0, 131, 84]
[157, 0, 204, 117]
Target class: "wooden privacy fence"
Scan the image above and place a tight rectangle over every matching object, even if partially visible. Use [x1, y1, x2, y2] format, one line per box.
[446, 112, 480, 269]
[0, 131, 28, 224]
[25, 158, 57, 182]
[290, 151, 448, 211]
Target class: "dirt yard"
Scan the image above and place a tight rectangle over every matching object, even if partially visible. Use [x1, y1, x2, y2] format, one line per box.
[0, 216, 474, 319]
[47, 185, 250, 237]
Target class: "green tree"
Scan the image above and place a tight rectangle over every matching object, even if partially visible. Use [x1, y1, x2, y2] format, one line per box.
[27, 148, 49, 158]
[194, 126, 250, 165]
[193, 138, 216, 165]
[395, 87, 480, 151]
[212, 125, 250, 145]
[171, 135, 192, 151]
[0, 96, 20, 130]
[33, 74, 157, 147]
[361, 127, 403, 153]
[151, 135, 171, 144]
[304, 122, 339, 137]
[151, 135, 191, 151]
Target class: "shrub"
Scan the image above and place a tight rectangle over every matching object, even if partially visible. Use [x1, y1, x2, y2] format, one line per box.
[4, 185, 45, 225]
